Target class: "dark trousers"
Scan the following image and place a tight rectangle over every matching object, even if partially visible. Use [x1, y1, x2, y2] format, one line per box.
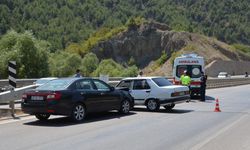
[200, 86, 206, 101]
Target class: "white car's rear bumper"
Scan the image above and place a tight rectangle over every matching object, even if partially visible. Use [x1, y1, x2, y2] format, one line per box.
[159, 96, 190, 106]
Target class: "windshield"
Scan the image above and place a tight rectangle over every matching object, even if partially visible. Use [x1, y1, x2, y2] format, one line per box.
[176, 65, 202, 78]
[36, 79, 73, 90]
[152, 78, 173, 87]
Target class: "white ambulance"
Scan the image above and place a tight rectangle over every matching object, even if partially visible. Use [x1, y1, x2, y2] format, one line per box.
[172, 53, 205, 97]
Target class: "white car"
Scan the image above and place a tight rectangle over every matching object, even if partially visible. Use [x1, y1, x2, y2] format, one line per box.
[217, 72, 230, 78]
[116, 77, 190, 111]
[33, 77, 58, 86]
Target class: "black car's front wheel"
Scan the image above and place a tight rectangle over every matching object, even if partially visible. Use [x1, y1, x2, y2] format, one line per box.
[35, 114, 50, 121]
[119, 99, 131, 114]
[71, 103, 86, 122]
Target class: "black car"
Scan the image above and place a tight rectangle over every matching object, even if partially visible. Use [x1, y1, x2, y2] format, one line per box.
[21, 78, 134, 122]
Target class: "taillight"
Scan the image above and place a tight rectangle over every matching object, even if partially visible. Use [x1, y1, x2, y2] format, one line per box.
[22, 94, 27, 99]
[47, 92, 61, 101]
[172, 77, 175, 84]
[171, 92, 178, 97]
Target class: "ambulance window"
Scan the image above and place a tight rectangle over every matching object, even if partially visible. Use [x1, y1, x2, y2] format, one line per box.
[191, 65, 201, 78]
[176, 65, 187, 77]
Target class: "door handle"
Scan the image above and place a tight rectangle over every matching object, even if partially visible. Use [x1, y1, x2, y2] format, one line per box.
[80, 92, 86, 95]
[145, 90, 151, 93]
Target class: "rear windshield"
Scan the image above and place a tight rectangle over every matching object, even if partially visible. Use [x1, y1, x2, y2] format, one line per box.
[36, 79, 50, 84]
[152, 78, 172, 87]
[176, 65, 202, 78]
[36, 79, 73, 90]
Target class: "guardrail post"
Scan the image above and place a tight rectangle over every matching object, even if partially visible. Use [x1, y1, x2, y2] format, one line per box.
[8, 61, 17, 118]
[9, 88, 15, 118]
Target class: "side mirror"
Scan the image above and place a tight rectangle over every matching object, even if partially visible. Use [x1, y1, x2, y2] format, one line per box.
[110, 87, 115, 91]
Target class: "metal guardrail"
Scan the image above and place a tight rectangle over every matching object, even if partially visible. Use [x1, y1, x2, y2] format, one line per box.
[0, 85, 37, 103]
[1, 77, 250, 104]
[206, 78, 250, 89]
[0, 79, 36, 89]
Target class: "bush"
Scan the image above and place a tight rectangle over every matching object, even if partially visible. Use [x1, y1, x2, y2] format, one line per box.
[156, 51, 168, 66]
[49, 51, 82, 77]
[232, 44, 250, 54]
[92, 59, 138, 77]
[80, 53, 99, 76]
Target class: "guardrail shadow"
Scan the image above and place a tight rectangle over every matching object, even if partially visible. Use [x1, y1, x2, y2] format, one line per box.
[190, 95, 215, 103]
[23, 111, 136, 127]
[132, 107, 193, 114]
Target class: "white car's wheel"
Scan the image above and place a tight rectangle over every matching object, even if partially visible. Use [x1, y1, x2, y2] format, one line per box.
[146, 99, 159, 111]
[164, 104, 175, 110]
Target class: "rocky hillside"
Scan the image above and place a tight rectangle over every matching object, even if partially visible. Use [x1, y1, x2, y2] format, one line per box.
[89, 21, 250, 76]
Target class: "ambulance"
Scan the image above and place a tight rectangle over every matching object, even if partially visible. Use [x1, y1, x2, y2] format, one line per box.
[172, 53, 205, 97]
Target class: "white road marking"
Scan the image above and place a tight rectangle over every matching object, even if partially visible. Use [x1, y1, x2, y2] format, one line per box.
[0, 115, 34, 125]
[190, 113, 249, 150]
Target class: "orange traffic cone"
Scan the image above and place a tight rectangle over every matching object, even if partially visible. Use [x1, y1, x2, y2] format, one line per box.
[214, 98, 221, 112]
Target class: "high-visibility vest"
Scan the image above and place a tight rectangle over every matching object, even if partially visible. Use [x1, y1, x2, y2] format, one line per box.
[181, 75, 191, 86]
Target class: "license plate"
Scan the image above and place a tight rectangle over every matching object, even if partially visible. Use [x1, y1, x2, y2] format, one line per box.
[191, 85, 200, 88]
[179, 92, 185, 96]
[31, 96, 44, 101]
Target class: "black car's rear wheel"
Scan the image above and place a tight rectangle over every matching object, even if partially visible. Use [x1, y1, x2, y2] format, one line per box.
[119, 99, 130, 114]
[71, 103, 86, 122]
[164, 104, 175, 110]
[35, 114, 50, 121]
[146, 99, 160, 111]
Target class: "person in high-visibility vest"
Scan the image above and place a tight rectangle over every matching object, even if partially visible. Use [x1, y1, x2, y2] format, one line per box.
[180, 70, 191, 86]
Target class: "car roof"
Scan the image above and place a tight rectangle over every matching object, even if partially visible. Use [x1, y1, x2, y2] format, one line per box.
[52, 77, 94, 82]
[121, 76, 166, 80]
[37, 77, 58, 80]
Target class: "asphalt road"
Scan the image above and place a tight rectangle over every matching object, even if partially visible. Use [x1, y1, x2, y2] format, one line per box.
[1, 85, 250, 150]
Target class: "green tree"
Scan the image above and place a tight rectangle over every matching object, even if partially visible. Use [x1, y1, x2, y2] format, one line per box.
[80, 53, 99, 76]
[92, 59, 138, 77]
[0, 30, 50, 78]
[49, 51, 82, 77]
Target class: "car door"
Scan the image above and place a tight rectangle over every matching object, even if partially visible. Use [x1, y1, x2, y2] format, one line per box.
[73, 79, 104, 112]
[93, 79, 120, 111]
[130, 79, 151, 105]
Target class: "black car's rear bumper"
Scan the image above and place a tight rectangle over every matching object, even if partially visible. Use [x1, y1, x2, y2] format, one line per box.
[159, 96, 190, 106]
[21, 101, 71, 116]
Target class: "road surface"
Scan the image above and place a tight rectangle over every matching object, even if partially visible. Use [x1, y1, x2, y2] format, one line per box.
[0, 85, 250, 150]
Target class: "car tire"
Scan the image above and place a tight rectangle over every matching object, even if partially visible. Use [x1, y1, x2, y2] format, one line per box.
[119, 99, 131, 114]
[146, 99, 160, 111]
[164, 104, 175, 110]
[35, 114, 50, 121]
[71, 103, 86, 122]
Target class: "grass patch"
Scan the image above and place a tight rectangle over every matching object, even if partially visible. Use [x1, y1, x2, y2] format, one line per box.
[232, 44, 250, 55]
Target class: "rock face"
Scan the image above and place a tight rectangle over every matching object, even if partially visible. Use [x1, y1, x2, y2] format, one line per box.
[91, 21, 250, 76]
[92, 22, 187, 67]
